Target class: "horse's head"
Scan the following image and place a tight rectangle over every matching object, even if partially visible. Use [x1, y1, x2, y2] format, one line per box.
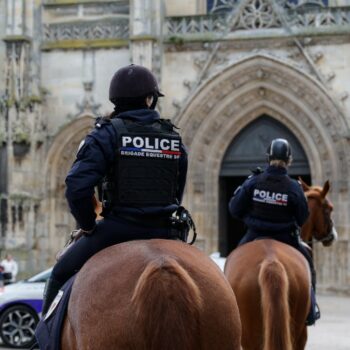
[299, 178, 338, 246]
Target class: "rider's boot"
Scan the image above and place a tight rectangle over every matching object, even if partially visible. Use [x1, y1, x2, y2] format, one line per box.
[41, 277, 62, 318]
[298, 241, 320, 325]
[306, 264, 320, 326]
[306, 286, 320, 326]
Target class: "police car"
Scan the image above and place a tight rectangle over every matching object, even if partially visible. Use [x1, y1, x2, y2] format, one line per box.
[0, 268, 51, 348]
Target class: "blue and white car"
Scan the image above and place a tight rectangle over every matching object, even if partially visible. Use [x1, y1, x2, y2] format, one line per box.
[0, 268, 51, 348]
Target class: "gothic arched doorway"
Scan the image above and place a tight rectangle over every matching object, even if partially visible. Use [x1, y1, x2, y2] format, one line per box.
[44, 115, 95, 264]
[219, 115, 311, 256]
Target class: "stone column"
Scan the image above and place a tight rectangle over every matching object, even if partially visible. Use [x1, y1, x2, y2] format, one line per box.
[130, 0, 162, 71]
[130, 0, 164, 112]
[2, 1, 46, 275]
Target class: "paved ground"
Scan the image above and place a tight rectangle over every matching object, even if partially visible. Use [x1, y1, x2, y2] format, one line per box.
[0, 293, 349, 349]
[307, 293, 350, 350]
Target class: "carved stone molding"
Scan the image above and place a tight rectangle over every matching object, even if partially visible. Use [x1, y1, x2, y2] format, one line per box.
[165, 2, 350, 37]
[77, 82, 101, 115]
[43, 18, 129, 42]
[43, 1, 130, 17]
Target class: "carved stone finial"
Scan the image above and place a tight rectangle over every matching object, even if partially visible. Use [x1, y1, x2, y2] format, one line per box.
[326, 72, 335, 82]
[77, 81, 101, 115]
[256, 69, 266, 80]
[312, 51, 324, 63]
[172, 99, 182, 110]
[340, 92, 349, 101]
[258, 87, 266, 97]
[183, 80, 192, 90]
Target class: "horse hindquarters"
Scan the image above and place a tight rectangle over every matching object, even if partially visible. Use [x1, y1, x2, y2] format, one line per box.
[131, 257, 202, 350]
[258, 259, 292, 350]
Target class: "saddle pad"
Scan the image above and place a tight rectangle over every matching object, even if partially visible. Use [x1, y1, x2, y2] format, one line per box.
[35, 275, 76, 350]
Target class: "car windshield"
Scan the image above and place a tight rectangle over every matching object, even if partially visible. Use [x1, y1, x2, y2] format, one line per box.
[26, 268, 52, 283]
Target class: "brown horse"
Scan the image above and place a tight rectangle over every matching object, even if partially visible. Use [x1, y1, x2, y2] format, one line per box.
[224, 180, 336, 350]
[299, 179, 337, 246]
[61, 239, 242, 350]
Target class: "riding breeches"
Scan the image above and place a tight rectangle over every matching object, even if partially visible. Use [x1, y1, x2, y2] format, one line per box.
[51, 216, 172, 288]
[238, 230, 316, 289]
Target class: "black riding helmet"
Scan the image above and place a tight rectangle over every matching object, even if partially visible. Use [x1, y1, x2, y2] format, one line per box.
[267, 138, 292, 162]
[109, 64, 164, 110]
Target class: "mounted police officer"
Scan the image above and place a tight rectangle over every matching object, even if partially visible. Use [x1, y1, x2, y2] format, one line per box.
[228, 138, 320, 325]
[42, 64, 189, 316]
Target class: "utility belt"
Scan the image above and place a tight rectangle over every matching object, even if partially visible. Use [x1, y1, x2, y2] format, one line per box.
[114, 207, 197, 245]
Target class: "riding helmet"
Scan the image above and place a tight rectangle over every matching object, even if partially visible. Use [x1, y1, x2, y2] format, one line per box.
[109, 64, 164, 104]
[267, 138, 292, 162]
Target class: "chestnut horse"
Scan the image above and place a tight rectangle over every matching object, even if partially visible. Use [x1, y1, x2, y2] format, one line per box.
[225, 180, 336, 350]
[61, 239, 241, 350]
[299, 179, 337, 247]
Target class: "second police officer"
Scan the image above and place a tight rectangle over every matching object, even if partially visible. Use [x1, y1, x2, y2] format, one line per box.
[229, 138, 320, 326]
[41, 65, 188, 316]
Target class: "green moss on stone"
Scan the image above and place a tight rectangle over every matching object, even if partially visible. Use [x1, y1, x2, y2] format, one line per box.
[130, 35, 157, 42]
[44, 0, 119, 6]
[3, 35, 31, 43]
[41, 38, 128, 50]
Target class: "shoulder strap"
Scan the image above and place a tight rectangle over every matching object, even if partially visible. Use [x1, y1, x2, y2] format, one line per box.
[110, 118, 128, 135]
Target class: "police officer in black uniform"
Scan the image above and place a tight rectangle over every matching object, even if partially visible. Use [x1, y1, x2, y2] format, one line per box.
[41, 64, 188, 316]
[229, 138, 320, 325]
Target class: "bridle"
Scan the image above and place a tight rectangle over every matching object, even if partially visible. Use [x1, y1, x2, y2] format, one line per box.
[303, 225, 337, 245]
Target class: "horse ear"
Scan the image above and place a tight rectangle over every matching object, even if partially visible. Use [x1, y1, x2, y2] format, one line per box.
[321, 180, 330, 198]
[298, 177, 310, 192]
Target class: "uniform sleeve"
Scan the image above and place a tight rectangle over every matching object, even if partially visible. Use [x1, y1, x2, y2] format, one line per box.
[228, 179, 252, 220]
[176, 143, 188, 203]
[65, 125, 115, 230]
[291, 182, 309, 227]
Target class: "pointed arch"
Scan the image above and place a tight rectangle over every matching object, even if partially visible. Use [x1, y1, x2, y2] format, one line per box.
[177, 54, 349, 253]
[43, 115, 95, 260]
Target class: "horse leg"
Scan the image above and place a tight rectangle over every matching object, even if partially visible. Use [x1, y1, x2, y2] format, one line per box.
[295, 326, 308, 350]
[61, 317, 78, 350]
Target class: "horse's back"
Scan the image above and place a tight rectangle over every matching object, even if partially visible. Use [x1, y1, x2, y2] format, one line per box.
[225, 239, 310, 350]
[225, 239, 310, 288]
[63, 239, 241, 350]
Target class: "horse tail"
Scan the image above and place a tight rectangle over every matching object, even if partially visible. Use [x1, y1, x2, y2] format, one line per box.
[131, 257, 203, 350]
[258, 258, 293, 350]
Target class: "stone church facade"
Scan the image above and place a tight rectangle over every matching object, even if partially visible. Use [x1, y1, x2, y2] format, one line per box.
[0, 0, 349, 291]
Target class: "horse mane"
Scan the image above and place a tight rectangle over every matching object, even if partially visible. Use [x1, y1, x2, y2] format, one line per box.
[258, 258, 293, 350]
[131, 256, 203, 350]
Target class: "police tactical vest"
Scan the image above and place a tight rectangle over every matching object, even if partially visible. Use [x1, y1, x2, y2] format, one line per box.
[107, 118, 181, 207]
[250, 173, 293, 223]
